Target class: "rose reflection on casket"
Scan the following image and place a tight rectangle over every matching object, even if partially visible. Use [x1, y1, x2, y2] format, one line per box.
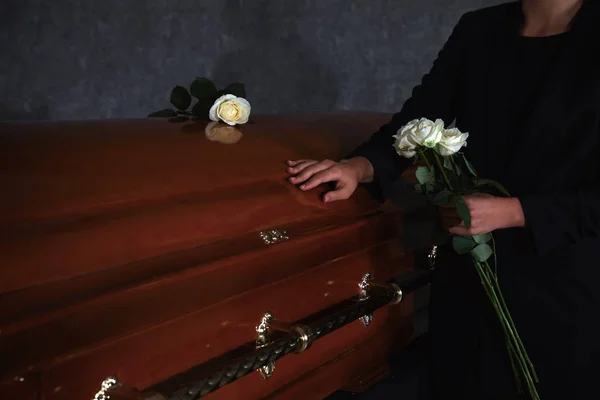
[204, 121, 243, 144]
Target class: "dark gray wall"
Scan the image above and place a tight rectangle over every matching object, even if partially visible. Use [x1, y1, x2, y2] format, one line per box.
[0, 0, 501, 121]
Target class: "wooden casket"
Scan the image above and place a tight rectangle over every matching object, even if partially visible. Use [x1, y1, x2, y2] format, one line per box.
[0, 114, 427, 400]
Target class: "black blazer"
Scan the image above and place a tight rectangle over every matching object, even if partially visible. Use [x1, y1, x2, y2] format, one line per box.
[350, 1, 600, 392]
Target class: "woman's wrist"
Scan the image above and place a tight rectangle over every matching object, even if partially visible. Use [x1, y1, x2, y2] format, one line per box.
[504, 197, 526, 228]
[340, 156, 375, 183]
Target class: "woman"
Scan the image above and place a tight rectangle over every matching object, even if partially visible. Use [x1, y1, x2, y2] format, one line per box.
[287, 1, 600, 399]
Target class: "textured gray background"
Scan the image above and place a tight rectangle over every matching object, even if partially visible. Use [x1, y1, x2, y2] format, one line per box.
[0, 0, 502, 121]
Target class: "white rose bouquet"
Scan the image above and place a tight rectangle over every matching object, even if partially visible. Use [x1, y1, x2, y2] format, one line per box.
[149, 77, 251, 126]
[394, 118, 539, 399]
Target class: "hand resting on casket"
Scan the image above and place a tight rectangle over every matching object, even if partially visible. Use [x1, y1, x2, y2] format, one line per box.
[286, 156, 374, 202]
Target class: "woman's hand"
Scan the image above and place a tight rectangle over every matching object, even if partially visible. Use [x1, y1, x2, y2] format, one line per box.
[441, 194, 526, 235]
[286, 157, 374, 202]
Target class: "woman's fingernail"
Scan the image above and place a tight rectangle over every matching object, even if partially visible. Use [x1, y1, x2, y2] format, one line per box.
[300, 184, 306, 189]
[324, 196, 330, 202]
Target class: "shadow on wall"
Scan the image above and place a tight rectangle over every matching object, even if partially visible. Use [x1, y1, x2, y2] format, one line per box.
[212, 0, 343, 114]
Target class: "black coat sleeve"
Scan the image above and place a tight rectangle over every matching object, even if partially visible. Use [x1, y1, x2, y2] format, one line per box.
[347, 12, 472, 193]
[519, 173, 600, 256]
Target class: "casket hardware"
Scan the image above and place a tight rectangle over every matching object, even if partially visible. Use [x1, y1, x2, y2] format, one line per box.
[259, 229, 289, 245]
[428, 245, 438, 266]
[88, 269, 430, 399]
[358, 272, 373, 327]
[93, 376, 121, 400]
[358, 272, 404, 327]
[255, 311, 313, 379]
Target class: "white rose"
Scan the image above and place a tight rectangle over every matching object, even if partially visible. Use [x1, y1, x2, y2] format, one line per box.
[205, 121, 243, 144]
[392, 130, 418, 158]
[401, 118, 445, 148]
[209, 94, 251, 126]
[438, 127, 469, 156]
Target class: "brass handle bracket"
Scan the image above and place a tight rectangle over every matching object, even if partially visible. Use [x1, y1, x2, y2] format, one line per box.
[93, 376, 121, 400]
[255, 311, 313, 379]
[259, 229, 289, 245]
[358, 272, 404, 327]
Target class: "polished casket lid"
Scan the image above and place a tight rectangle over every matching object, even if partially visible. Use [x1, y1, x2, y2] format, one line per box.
[0, 114, 390, 298]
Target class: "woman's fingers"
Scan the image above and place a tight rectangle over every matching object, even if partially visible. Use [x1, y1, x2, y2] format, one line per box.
[287, 159, 309, 167]
[324, 183, 356, 202]
[301, 168, 341, 191]
[287, 160, 318, 175]
[289, 160, 335, 185]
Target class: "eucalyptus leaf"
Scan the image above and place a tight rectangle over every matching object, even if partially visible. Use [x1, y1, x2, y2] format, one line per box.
[461, 154, 478, 176]
[453, 235, 476, 255]
[223, 82, 246, 98]
[473, 233, 492, 244]
[455, 196, 472, 229]
[190, 77, 218, 100]
[431, 189, 452, 206]
[442, 156, 454, 171]
[476, 179, 511, 197]
[426, 183, 438, 193]
[170, 86, 192, 111]
[471, 243, 493, 262]
[416, 166, 434, 185]
[148, 108, 177, 118]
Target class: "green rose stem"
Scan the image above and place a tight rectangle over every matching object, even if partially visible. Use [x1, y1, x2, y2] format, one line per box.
[418, 149, 434, 172]
[432, 151, 453, 190]
[476, 263, 523, 393]
[508, 339, 524, 394]
[484, 261, 538, 381]
[477, 261, 539, 399]
[426, 155, 539, 399]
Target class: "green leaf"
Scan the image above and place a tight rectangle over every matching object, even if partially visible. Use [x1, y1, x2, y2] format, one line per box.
[452, 235, 476, 254]
[431, 189, 452, 206]
[455, 196, 472, 229]
[170, 86, 192, 111]
[443, 156, 455, 171]
[148, 108, 177, 118]
[476, 179, 511, 197]
[190, 77, 218, 100]
[168, 116, 189, 123]
[192, 98, 215, 118]
[461, 154, 478, 176]
[223, 82, 246, 98]
[415, 166, 434, 185]
[473, 233, 492, 244]
[471, 243, 493, 262]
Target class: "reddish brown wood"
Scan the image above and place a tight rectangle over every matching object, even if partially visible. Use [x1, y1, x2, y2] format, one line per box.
[0, 114, 419, 400]
[0, 373, 39, 400]
[340, 362, 392, 393]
